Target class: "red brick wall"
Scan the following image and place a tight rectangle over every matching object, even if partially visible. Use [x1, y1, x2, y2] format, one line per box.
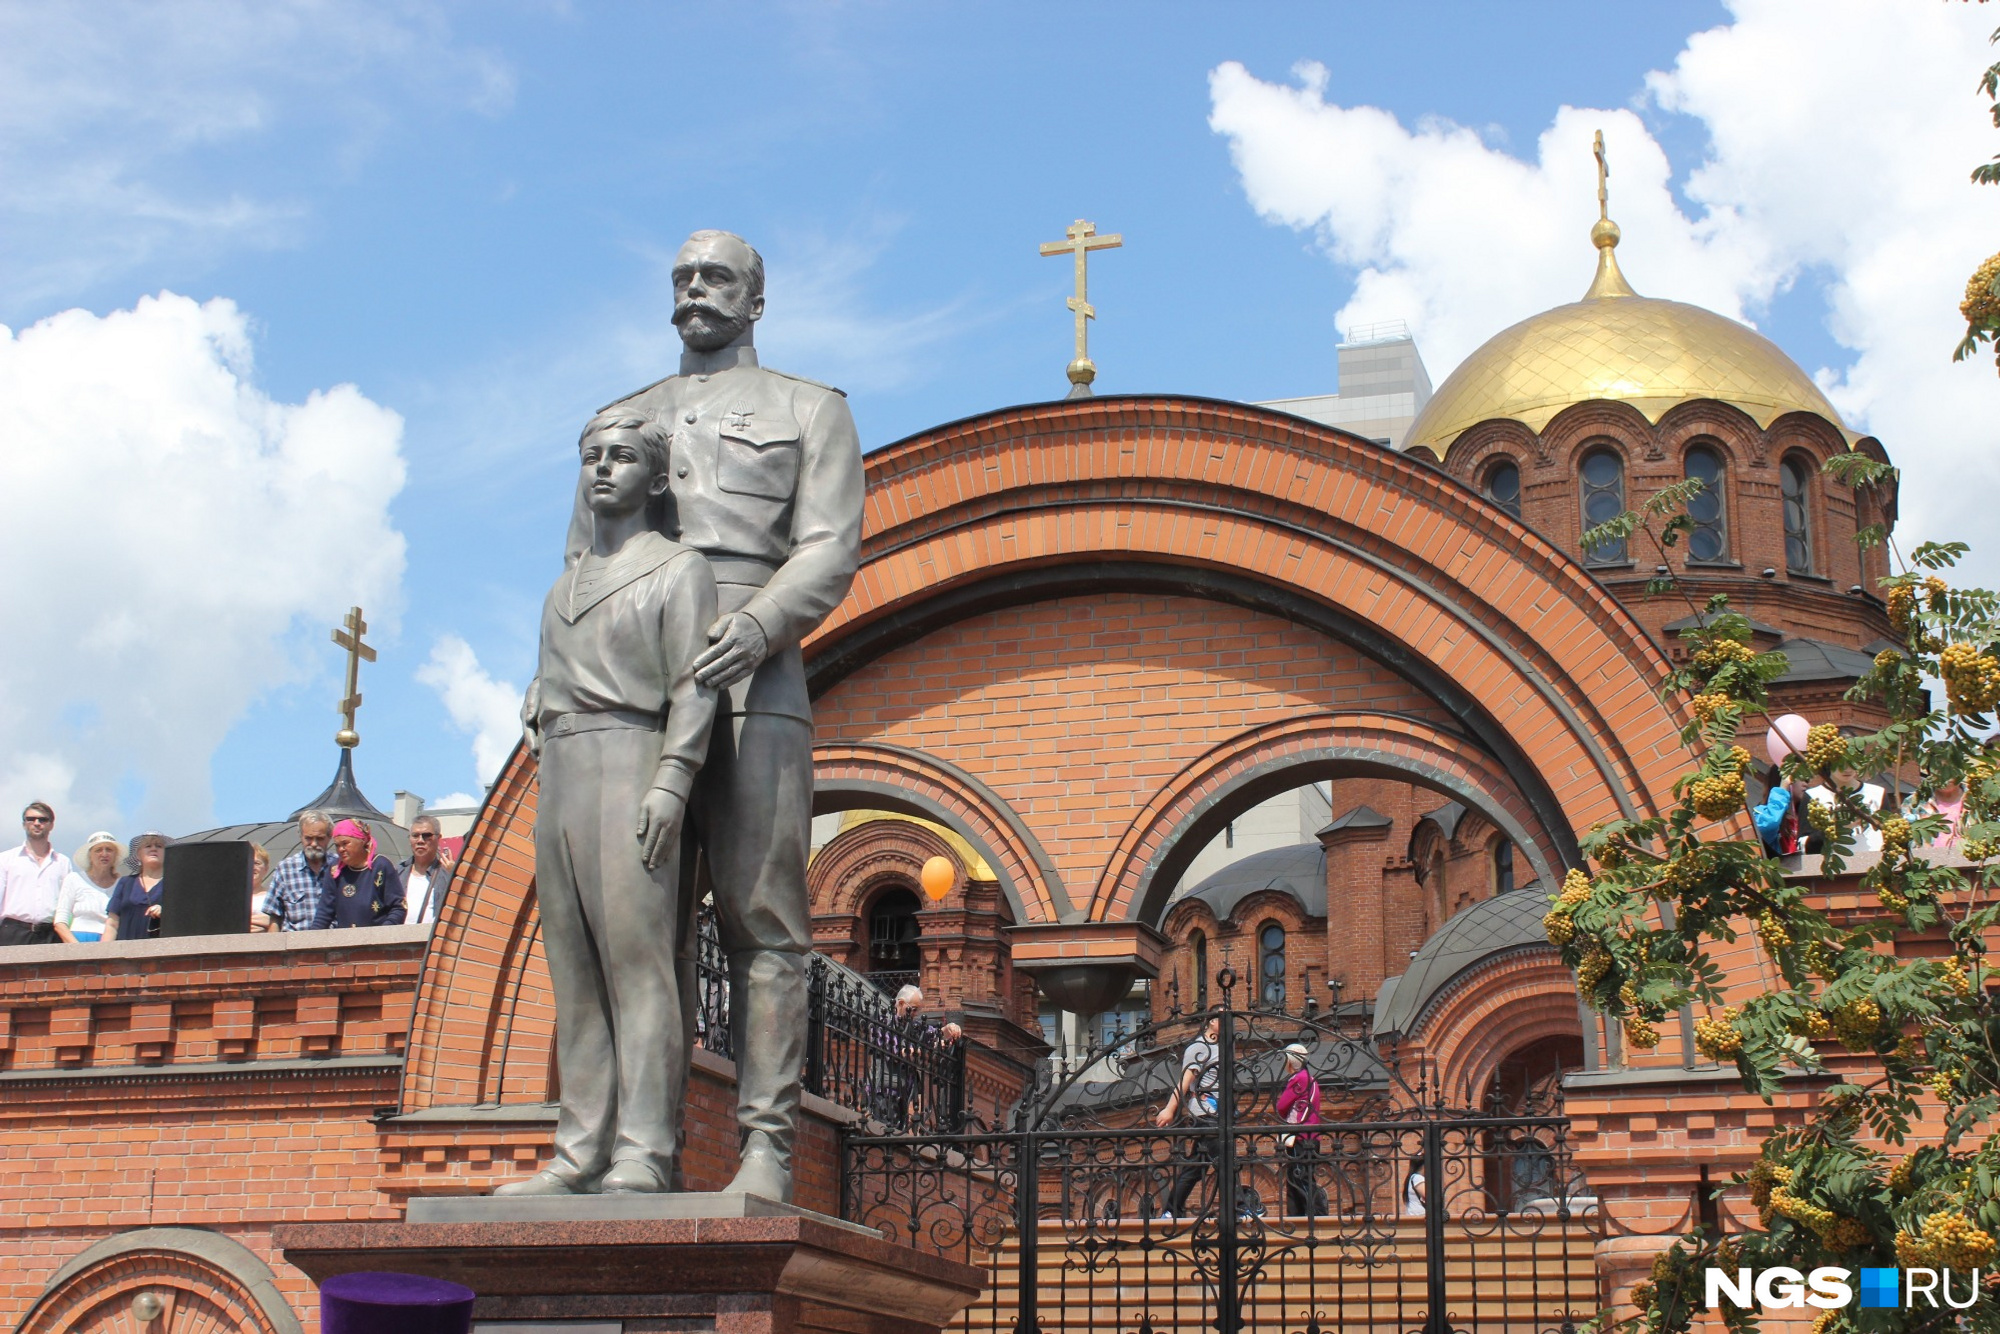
[816, 593, 1446, 914]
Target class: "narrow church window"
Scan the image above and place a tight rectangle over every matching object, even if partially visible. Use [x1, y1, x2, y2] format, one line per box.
[1683, 446, 1728, 561]
[1781, 455, 1814, 573]
[1485, 458, 1522, 517]
[1492, 839, 1515, 895]
[1579, 449, 1627, 563]
[1259, 922, 1286, 1008]
[1192, 931, 1209, 1010]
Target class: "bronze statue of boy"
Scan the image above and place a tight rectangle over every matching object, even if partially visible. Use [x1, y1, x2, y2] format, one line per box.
[501, 407, 719, 1196]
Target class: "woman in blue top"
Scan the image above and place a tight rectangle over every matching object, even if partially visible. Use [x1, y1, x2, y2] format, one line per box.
[104, 832, 168, 941]
[1752, 765, 1798, 857]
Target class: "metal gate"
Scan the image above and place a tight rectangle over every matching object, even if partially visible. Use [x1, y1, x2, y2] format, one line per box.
[841, 976, 1602, 1334]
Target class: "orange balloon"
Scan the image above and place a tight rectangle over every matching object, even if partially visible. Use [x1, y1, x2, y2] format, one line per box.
[920, 855, 955, 901]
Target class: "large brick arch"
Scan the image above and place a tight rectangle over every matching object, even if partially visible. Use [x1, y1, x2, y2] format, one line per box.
[805, 395, 1689, 925]
[1098, 712, 1560, 927]
[399, 745, 552, 1112]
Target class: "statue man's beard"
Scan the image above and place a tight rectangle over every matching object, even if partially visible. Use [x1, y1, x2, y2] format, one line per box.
[675, 303, 753, 352]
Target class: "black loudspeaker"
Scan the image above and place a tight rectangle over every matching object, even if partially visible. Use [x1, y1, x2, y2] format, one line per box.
[162, 841, 252, 938]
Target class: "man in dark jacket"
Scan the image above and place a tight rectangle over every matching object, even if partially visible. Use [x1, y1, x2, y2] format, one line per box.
[398, 814, 454, 925]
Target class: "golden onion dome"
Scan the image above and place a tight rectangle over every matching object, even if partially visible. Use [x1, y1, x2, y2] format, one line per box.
[1404, 211, 1850, 457]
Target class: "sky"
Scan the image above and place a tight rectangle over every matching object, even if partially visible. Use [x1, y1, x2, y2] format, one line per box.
[2, 0, 1996, 838]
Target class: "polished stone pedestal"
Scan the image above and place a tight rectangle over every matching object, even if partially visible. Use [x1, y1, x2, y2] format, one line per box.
[275, 1194, 984, 1334]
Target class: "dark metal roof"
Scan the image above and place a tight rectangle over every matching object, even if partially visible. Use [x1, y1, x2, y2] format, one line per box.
[1371, 888, 1552, 1039]
[174, 748, 406, 862]
[290, 748, 390, 821]
[173, 818, 412, 866]
[1662, 611, 1786, 639]
[1182, 842, 1328, 920]
[1774, 636, 1880, 685]
[1318, 804, 1392, 836]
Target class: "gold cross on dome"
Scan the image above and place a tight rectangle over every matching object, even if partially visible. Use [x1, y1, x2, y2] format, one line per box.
[1594, 129, 1610, 222]
[331, 605, 377, 749]
[1038, 219, 1122, 396]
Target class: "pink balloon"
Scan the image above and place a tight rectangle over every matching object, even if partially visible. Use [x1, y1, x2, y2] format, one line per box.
[1766, 714, 1811, 766]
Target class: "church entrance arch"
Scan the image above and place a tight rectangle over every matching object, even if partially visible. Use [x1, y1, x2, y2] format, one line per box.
[1092, 711, 1560, 929]
[802, 394, 1691, 944]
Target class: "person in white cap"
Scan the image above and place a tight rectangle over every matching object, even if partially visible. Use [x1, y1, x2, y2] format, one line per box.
[54, 831, 120, 943]
[1277, 1043, 1324, 1217]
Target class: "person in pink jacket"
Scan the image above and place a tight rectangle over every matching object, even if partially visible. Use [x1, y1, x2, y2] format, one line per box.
[1276, 1043, 1324, 1217]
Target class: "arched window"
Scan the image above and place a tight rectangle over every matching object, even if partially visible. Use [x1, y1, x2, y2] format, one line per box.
[1579, 449, 1627, 564]
[1485, 458, 1522, 518]
[1781, 455, 1815, 573]
[1191, 930, 1208, 1010]
[1259, 921, 1286, 1008]
[867, 886, 923, 987]
[1683, 445, 1728, 561]
[1492, 839, 1515, 895]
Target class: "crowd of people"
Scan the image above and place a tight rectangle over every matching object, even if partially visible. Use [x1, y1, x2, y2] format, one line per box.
[0, 803, 456, 944]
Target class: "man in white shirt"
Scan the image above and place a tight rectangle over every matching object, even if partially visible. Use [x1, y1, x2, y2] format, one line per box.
[398, 815, 455, 926]
[0, 803, 73, 946]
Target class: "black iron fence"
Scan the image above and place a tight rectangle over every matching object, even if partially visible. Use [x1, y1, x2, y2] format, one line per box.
[842, 978, 1602, 1334]
[693, 909, 971, 1133]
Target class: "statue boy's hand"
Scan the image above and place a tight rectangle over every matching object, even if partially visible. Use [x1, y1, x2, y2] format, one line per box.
[637, 787, 687, 871]
[521, 678, 544, 758]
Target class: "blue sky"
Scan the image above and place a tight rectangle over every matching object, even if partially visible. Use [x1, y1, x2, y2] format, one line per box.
[2, 1, 1995, 835]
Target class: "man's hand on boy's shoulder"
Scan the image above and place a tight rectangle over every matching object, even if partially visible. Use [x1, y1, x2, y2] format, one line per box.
[637, 787, 688, 871]
[694, 612, 768, 690]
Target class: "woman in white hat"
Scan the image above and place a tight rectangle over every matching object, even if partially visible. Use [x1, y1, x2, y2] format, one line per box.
[1277, 1043, 1324, 1216]
[53, 831, 120, 943]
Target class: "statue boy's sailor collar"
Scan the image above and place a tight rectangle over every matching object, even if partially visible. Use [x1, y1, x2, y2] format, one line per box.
[562, 530, 681, 624]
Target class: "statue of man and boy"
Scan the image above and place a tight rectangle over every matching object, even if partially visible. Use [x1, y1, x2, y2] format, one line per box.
[502, 229, 863, 1204]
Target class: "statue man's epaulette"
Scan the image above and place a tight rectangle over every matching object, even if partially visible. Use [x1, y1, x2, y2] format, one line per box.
[597, 365, 844, 411]
[597, 374, 675, 412]
[766, 368, 846, 397]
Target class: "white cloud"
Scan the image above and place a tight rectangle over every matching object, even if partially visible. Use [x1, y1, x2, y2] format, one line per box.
[0, 1, 514, 312]
[1209, 0, 2000, 582]
[416, 634, 522, 789]
[0, 292, 408, 834]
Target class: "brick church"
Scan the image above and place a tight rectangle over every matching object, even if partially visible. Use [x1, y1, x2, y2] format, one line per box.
[0, 207, 1905, 1329]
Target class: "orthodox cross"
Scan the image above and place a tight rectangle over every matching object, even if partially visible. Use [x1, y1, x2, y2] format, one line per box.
[1593, 129, 1610, 221]
[331, 605, 376, 749]
[1038, 218, 1122, 398]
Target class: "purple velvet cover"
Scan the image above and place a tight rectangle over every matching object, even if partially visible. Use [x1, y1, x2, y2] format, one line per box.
[321, 1271, 476, 1334]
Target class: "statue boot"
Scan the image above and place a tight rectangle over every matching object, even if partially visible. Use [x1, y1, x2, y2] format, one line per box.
[727, 1129, 793, 1204]
[495, 1168, 592, 1197]
[601, 1158, 672, 1194]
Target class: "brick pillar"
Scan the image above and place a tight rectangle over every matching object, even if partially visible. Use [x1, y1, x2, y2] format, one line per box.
[1318, 806, 1393, 1001]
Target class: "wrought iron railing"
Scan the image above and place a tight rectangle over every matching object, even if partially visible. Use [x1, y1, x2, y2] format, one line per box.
[842, 971, 1601, 1334]
[693, 908, 971, 1132]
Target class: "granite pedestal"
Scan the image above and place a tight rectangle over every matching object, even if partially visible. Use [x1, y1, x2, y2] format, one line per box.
[275, 1193, 984, 1334]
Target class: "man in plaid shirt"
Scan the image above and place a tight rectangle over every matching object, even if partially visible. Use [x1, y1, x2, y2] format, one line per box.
[267, 810, 334, 931]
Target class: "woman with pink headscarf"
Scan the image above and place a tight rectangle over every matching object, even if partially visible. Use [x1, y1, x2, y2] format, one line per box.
[311, 819, 406, 929]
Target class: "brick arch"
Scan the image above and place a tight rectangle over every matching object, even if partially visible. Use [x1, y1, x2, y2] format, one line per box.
[812, 742, 1066, 924]
[806, 395, 1689, 928]
[1099, 713, 1560, 928]
[808, 816, 966, 919]
[399, 744, 553, 1112]
[1395, 949, 1584, 1106]
[19, 1227, 302, 1334]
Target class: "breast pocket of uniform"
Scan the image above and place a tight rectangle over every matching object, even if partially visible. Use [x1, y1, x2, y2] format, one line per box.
[716, 408, 802, 501]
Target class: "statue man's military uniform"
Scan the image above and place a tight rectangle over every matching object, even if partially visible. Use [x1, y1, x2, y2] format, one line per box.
[571, 343, 863, 1188]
